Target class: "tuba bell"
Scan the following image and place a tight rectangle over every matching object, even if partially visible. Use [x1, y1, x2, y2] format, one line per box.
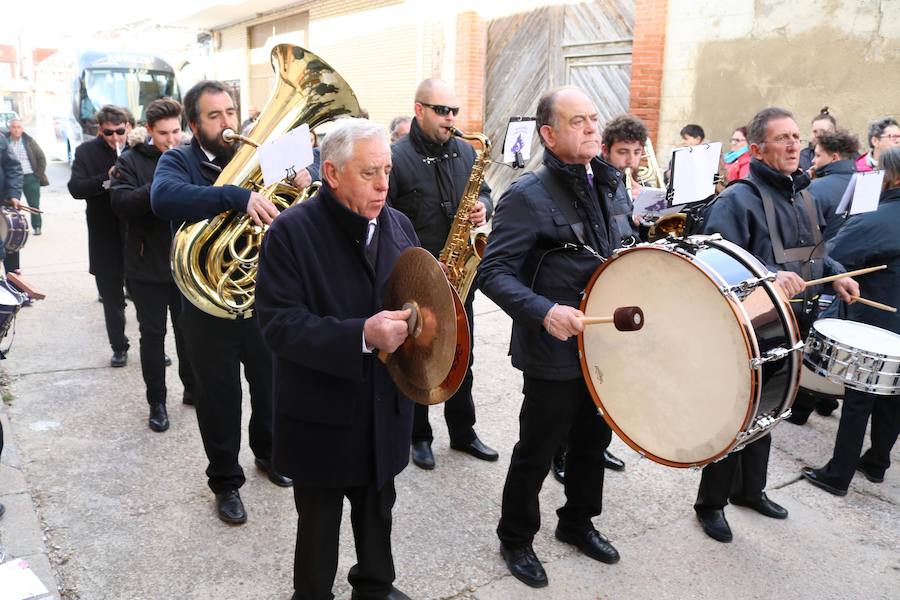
[171, 44, 360, 319]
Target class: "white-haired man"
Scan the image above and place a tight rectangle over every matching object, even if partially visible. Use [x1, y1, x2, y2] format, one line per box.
[256, 118, 418, 600]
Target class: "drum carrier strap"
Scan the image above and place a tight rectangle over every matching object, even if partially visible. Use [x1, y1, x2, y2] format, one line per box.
[728, 178, 825, 279]
[529, 166, 604, 290]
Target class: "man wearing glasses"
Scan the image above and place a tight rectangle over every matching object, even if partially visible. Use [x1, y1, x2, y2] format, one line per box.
[856, 116, 900, 173]
[695, 106, 858, 544]
[68, 105, 133, 368]
[387, 78, 498, 470]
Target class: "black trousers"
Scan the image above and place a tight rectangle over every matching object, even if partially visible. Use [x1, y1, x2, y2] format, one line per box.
[94, 273, 128, 353]
[128, 279, 194, 405]
[818, 387, 900, 488]
[412, 296, 476, 445]
[180, 304, 273, 493]
[497, 376, 611, 548]
[694, 434, 771, 512]
[293, 481, 396, 600]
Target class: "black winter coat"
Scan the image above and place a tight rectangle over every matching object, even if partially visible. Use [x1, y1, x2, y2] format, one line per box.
[110, 143, 175, 284]
[67, 136, 124, 278]
[704, 158, 845, 280]
[479, 150, 620, 381]
[808, 159, 855, 241]
[255, 185, 419, 488]
[826, 187, 900, 334]
[0, 135, 22, 201]
[387, 118, 493, 257]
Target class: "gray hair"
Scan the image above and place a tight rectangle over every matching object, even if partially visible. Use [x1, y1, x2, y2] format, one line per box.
[880, 146, 900, 184]
[747, 107, 794, 146]
[867, 116, 899, 149]
[320, 118, 388, 169]
[389, 116, 411, 142]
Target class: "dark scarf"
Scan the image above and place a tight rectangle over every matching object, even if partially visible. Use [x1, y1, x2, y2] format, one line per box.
[408, 117, 458, 217]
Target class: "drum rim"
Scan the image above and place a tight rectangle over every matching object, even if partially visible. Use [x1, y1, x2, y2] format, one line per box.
[578, 243, 761, 468]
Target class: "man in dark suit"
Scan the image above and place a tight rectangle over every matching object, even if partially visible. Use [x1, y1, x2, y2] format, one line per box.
[387, 77, 497, 470]
[256, 118, 417, 600]
[68, 105, 131, 367]
[479, 87, 622, 589]
[151, 81, 290, 525]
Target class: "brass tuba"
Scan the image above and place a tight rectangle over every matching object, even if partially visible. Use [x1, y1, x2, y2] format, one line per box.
[171, 44, 360, 319]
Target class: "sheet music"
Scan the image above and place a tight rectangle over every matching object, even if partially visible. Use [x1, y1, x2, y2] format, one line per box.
[502, 118, 536, 164]
[258, 124, 314, 186]
[836, 171, 884, 215]
[671, 142, 722, 205]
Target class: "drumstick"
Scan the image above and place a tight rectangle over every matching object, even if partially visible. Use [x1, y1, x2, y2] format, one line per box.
[19, 206, 43, 214]
[851, 296, 897, 313]
[805, 265, 886, 287]
[580, 306, 644, 331]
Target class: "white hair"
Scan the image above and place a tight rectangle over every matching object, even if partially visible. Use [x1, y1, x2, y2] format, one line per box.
[320, 118, 388, 168]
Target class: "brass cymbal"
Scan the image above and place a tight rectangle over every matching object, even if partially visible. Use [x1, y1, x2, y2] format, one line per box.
[382, 248, 463, 403]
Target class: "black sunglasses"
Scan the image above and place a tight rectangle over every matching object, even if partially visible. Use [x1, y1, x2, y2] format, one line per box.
[418, 102, 460, 117]
[102, 127, 126, 136]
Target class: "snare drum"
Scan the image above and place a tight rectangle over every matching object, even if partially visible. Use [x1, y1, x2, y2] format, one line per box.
[804, 319, 900, 396]
[579, 235, 802, 468]
[0, 209, 30, 252]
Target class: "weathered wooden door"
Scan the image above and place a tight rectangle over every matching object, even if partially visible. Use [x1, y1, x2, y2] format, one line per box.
[484, 0, 634, 195]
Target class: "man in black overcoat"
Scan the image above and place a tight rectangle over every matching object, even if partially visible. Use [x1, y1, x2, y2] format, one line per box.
[479, 87, 623, 589]
[387, 77, 497, 470]
[67, 105, 131, 367]
[697, 106, 858, 543]
[256, 119, 417, 600]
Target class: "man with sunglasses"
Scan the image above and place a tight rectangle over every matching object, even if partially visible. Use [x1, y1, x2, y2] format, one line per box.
[68, 105, 133, 368]
[387, 78, 498, 471]
[695, 106, 858, 544]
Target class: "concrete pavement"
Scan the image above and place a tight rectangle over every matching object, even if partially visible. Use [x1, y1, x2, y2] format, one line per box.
[0, 161, 897, 599]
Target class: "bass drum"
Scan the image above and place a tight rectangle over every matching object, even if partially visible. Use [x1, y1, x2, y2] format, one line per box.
[578, 235, 802, 468]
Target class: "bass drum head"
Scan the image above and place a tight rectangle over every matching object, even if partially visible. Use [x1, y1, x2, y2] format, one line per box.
[580, 246, 753, 467]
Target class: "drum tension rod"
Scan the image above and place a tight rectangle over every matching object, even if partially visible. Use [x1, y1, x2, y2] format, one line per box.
[723, 274, 777, 299]
[749, 341, 805, 369]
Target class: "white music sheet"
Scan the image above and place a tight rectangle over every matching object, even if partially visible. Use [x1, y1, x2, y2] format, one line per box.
[502, 118, 536, 164]
[671, 142, 722, 205]
[836, 170, 884, 215]
[258, 124, 314, 186]
[0, 559, 49, 600]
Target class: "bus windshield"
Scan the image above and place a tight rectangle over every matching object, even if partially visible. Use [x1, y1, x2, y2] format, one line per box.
[81, 68, 178, 123]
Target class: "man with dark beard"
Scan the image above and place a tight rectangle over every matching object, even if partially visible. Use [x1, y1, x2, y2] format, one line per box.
[151, 81, 291, 525]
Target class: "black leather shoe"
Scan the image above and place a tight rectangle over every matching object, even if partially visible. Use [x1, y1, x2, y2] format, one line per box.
[730, 492, 789, 518]
[164, 354, 172, 367]
[603, 449, 625, 471]
[148, 403, 169, 432]
[785, 410, 810, 425]
[500, 544, 548, 588]
[255, 457, 293, 487]
[555, 526, 620, 564]
[801, 467, 848, 496]
[350, 587, 412, 600]
[110, 350, 127, 367]
[856, 464, 884, 483]
[216, 490, 247, 524]
[0, 502, 5, 519]
[696, 509, 732, 542]
[411, 441, 435, 470]
[450, 435, 499, 462]
[551, 448, 566, 484]
[815, 397, 839, 416]
[182, 390, 196, 406]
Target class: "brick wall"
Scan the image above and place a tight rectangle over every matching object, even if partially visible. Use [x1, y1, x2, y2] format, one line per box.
[453, 11, 487, 134]
[628, 0, 669, 146]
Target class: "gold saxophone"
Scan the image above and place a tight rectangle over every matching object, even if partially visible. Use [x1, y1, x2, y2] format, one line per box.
[438, 127, 491, 303]
[170, 44, 359, 319]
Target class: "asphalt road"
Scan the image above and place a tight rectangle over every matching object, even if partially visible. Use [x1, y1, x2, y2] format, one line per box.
[0, 161, 897, 599]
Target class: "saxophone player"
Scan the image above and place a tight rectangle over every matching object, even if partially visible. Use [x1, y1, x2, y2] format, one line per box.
[387, 78, 499, 470]
[151, 81, 293, 526]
